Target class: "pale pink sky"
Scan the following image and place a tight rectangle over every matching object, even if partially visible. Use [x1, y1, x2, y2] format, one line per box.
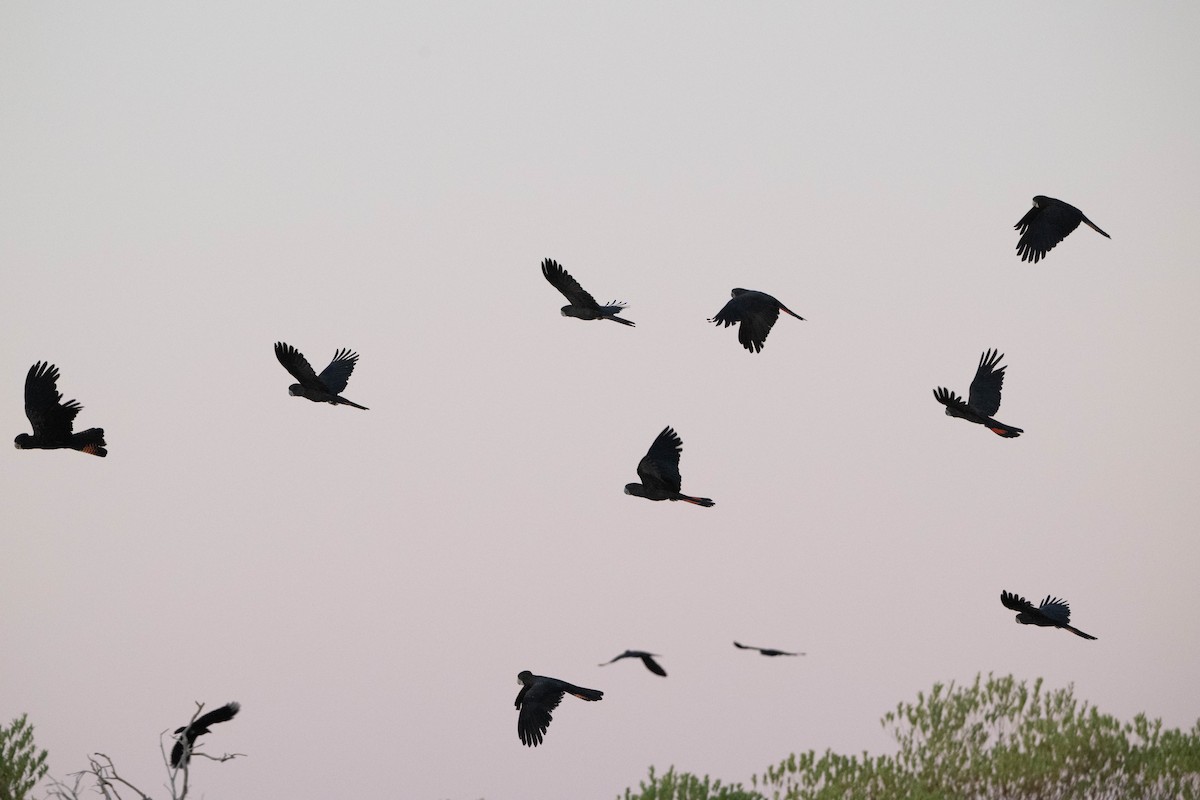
[3, 4, 1199, 799]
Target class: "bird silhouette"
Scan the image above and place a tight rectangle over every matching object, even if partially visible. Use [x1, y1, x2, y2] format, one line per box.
[709, 289, 804, 353]
[933, 349, 1023, 438]
[14, 362, 107, 457]
[514, 671, 603, 747]
[170, 702, 240, 768]
[1014, 196, 1110, 263]
[598, 650, 667, 676]
[1000, 591, 1097, 640]
[733, 641, 804, 657]
[541, 258, 635, 326]
[274, 342, 368, 410]
[624, 426, 715, 507]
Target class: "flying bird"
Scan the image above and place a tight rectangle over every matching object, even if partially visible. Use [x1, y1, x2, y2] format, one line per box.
[733, 641, 804, 657]
[14, 362, 107, 457]
[709, 289, 804, 353]
[598, 650, 667, 676]
[514, 671, 603, 747]
[1000, 591, 1097, 640]
[624, 426, 715, 507]
[170, 701, 240, 768]
[274, 342, 368, 410]
[1014, 196, 1110, 264]
[540, 258, 635, 326]
[933, 349, 1023, 438]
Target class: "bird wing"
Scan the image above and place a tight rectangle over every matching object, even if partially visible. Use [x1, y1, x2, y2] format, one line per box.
[24, 362, 80, 438]
[738, 303, 780, 353]
[274, 342, 325, 390]
[317, 349, 359, 395]
[933, 387, 969, 415]
[709, 295, 743, 328]
[968, 349, 1007, 417]
[636, 426, 684, 493]
[517, 680, 564, 747]
[1000, 590, 1037, 615]
[541, 259, 599, 310]
[1036, 596, 1073, 626]
[1016, 199, 1081, 263]
[640, 654, 667, 676]
[193, 701, 240, 729]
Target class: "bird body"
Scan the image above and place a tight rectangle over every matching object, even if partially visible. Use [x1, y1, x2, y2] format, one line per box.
[709, 288, 804, 353]
[1000, 591, 1097, 640]
[733, 641, 804, 657]
[514, 670, 603, 747]
[1014, 196, 1110, 263]
[933, 349, 1023, 437]
[541, 258, 635, 326]
[274, 342, 368, 409]
[170, 701, 240, 768]
[624, 426, 715, 507]
[14, 362, 107, 457]
[599, 650, 667, 676]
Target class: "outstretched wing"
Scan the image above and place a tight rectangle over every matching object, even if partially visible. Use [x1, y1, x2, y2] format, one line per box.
[968, 350, 1007, 417]
[636, 426, 684, 493]
[640, 654, 667, 676]
[25, 362, 80, 438]
[317, 349, 359, 395]
[193, 701, 240, 729]
[274, 342, 324, 390]
[1000, 590, 1037, 615]
[1036, 596, 1073, 626]
[933, 387, 968, 415]
[541, 259, 599, 310]
[517, 681, 565, 747]
[1015, 198, 1082, 264]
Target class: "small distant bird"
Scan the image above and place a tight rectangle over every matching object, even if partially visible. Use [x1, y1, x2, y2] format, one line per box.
[515, 671, 603, 747]
[274, 342, 368, 410]
[540, 258, 635, 326]
[933, 349, 1023, 438]
[1014, 196, 1110, 264]
[1000, 591, 1097, 640]
[14, 362, 107, 457]
[709, 289, 804, 353]
[733, 641, 804, 657]
[598, 650, 667, 676]
[624, 426, 715, 507]
[170, 701, 240, 768]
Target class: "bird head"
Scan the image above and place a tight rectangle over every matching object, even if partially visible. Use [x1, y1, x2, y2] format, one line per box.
[288, 384, 303, 397]
[14, 434, 31, 449]
[1032, 196, 1047, 207]
[517, 670, 533, 685]
[624, 483, 644, 497]
[731, 288, 748, 297]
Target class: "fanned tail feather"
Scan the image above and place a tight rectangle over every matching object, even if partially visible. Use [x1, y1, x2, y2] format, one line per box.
[73, 428, 107, 457]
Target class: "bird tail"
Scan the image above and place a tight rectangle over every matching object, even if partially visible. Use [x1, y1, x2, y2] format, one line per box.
[567, 686, 604, 702]
[676, 494, 715, 508]
[605, 314, 636, 327]
[1081, 215, 1111, 239]
[72, 428, 107, 457]
[779, 304, 805, 320]
[1065, 625, 1098, 640]
[337, 397, 369, 410]
[987, 422, 1023, 438]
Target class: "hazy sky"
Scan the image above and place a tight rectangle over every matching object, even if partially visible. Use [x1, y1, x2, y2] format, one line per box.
[3, 3, 1199, 799]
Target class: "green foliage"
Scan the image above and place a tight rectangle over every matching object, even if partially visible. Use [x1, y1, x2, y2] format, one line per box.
[620, 765, 765, 800]
[757, 674, 1200, 800]
[620, 675, 1200, 800]
[0, 714, 49, 800]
